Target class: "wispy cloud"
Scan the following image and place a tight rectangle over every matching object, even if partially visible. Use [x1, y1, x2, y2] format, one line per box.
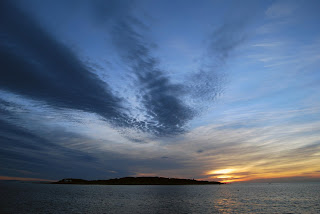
[265, 1, 298, 19]
[110, 19, 194, 136]
[0, 1, 128, 128]
[0, 0, 224, 137]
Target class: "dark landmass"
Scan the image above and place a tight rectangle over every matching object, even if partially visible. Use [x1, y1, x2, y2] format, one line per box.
[53, 177, 224, 185]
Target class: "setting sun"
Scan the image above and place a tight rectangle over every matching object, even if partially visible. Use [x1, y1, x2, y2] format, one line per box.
[207, 169, 235, 175]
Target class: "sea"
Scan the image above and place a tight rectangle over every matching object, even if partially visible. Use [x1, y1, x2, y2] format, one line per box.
[0, 182, 319, 214]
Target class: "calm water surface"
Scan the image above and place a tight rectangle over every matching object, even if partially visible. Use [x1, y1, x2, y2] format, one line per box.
[1, 182, 319, 214]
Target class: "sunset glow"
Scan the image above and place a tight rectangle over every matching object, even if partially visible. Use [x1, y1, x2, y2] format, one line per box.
[209, 169, 235, 175]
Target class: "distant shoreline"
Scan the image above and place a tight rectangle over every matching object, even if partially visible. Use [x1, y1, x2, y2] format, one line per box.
[52, 177, 224, 185]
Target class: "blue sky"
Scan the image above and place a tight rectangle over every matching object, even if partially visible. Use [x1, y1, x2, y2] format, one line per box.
[1, 0, 320, 182]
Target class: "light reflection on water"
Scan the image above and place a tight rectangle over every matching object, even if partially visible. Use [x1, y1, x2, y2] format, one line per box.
[0, 182, 319, 213]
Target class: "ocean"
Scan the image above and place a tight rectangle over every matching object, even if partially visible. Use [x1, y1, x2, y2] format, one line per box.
[1, 182, 319, 213]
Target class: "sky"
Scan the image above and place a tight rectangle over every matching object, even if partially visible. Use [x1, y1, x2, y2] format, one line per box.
[1, 0, 320, 183]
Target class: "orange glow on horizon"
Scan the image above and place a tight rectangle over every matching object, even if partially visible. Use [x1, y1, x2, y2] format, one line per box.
[208, 170, 320, 183]
[206, 168, 240, 183]
[217, 175, 232, 179]
[207, 168, 235, 175]
[205, 164, 320, 183]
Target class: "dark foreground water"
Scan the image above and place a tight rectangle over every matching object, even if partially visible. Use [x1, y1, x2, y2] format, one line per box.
[1, 182, 319, 214]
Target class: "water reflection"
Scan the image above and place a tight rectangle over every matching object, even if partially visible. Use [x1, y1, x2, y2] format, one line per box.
[1, 182, 320, 213]
[212, 185, 240, 213]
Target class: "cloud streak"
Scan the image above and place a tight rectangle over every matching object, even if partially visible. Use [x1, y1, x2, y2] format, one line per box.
[0, 1, 130, 128]
[1, 0, 243, 137]
[0, 0, 222, 137]
[110, 19, 195, 136]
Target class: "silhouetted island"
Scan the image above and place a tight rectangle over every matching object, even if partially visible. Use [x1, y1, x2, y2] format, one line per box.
[53, 177, 223, 185]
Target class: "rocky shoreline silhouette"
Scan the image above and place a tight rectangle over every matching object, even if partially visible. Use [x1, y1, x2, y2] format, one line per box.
[53, 177, 224, 185]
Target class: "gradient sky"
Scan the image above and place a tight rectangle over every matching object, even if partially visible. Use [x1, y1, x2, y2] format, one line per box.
[1, 0, 320, 183]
